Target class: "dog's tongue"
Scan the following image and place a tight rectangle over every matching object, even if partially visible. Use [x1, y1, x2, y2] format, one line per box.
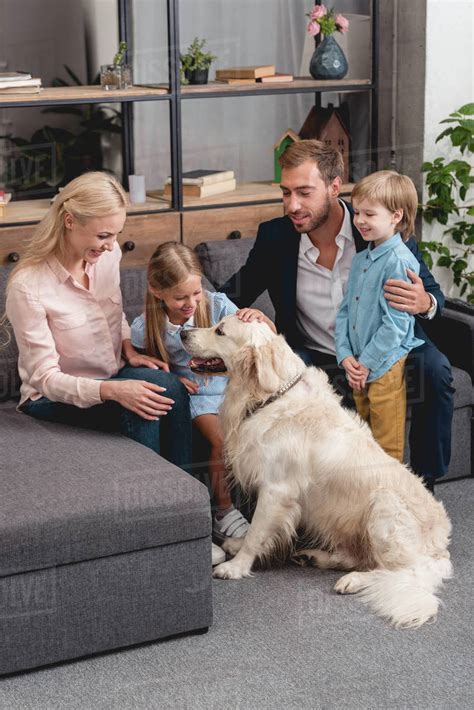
[188, 357, 208, 367]
[189, 357, 222, 367]
[188, 357, 227, 373]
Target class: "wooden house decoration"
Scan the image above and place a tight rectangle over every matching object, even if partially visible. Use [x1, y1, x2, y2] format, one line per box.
[298, 106, 350, 183]
[273, 129, 300, 183]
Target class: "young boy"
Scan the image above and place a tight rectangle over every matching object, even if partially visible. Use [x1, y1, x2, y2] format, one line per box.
[335, 171, 424, 462]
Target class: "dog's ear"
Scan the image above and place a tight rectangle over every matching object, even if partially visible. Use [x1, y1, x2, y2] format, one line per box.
[233, 344, 281, 395]
[232, 345, 278, 395]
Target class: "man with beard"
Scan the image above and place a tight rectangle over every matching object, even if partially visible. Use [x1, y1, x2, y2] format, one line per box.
[219, 139, 454, 491]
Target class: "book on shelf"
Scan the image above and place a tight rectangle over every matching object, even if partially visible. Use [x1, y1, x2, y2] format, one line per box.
[215, 78, 257, 85]
[215, 65, 275, 80]
[257, 72, 293, 83]
[0, 72, 32, 81]
[0, 85, 42, 96]
[164, 170, 234, 186]
[163, 178, 237, 199]
[0, 77, 42, 94]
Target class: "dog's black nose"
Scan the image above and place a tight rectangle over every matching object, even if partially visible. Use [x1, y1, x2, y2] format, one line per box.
[180, 330, 190, 341]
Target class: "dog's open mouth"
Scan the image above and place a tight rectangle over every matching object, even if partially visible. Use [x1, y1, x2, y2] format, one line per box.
[188, 357, 227, 375]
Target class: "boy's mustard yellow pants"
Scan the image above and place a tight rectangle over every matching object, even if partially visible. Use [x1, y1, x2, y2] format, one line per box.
[353, 356, 407, 463]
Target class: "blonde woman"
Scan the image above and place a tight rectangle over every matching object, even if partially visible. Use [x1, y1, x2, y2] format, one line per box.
[5, 172, 192, 468]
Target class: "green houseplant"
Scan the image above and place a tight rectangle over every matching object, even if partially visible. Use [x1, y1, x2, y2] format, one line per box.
[180, 38, 216, 85]
[419, 103, 474, 304]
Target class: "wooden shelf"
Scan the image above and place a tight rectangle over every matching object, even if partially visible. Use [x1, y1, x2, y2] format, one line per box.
[0, 182, 354, 226]
[0, 195, 170, 226]
[181, 78, 372, 96]
[0, 85, 169, 107]
[150, 181, 354, 208]
[0, 78, 372, 108]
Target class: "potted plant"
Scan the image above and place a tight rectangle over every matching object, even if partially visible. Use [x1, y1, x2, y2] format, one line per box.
[419, 103, 474, 304]
[306, 5, 350, 80]
[180, 37, 216, 85]
[100, 41, 132, 90]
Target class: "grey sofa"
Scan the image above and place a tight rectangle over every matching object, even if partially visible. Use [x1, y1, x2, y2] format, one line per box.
[195, 237, 473, 482]
[0, 266, 213, 676]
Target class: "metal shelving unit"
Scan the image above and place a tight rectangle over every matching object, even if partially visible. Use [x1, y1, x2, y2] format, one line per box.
[0, 0, 378, 226]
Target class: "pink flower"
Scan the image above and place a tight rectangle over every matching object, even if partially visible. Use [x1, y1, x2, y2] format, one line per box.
[307, 20, 321, 36]
[310, 4, 327, 20]
[335, 14, 350, 33]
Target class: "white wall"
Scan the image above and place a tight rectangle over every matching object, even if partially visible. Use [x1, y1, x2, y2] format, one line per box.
[423, 0, 474, 297]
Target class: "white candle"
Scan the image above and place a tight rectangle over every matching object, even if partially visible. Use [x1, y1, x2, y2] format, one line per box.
[128, 174, 146, 204]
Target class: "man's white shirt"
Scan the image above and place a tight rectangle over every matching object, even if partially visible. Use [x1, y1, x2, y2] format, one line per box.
[296, 201, 355, 356]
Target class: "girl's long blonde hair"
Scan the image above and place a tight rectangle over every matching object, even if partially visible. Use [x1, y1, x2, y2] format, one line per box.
[145, 242, 211, 363]
[7, 171, 127, 286]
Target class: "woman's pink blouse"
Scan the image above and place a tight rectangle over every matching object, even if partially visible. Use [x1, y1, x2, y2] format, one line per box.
[6, 242, 131, 408]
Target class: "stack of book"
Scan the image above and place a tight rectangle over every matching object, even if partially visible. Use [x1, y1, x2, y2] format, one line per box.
[0, 72, 42, 96]
[215, 65, 293, 85]
[162, 170, 236, 199]
[0, 191, 12, 218]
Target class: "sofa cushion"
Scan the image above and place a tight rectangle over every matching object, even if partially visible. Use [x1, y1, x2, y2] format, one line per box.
[119, 266, 148, 324]
[450, 366, 472, 408]
[0, 409, 211, 577]
[195, 239, 275, 319]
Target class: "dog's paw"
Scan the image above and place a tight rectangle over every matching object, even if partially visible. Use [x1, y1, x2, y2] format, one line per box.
[291, 550, 317, 567]
[334, 572, 367, 594]
[213, 561, 252, 580]
[222, 537, 245, 558]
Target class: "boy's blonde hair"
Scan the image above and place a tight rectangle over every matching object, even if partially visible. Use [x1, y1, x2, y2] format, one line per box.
[351, 170, 418, 241]
[145, 242, 211, 363]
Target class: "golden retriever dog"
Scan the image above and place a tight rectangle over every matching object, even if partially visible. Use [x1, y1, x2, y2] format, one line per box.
[181, 316, 452, 628]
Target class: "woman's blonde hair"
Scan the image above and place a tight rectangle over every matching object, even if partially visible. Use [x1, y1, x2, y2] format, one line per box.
[7, 171, 127, 284]
[145, 242, 210, 363]
[351, 170, 419, 241]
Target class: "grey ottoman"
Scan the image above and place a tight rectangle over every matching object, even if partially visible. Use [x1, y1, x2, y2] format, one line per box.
[0, 408, 213, 675]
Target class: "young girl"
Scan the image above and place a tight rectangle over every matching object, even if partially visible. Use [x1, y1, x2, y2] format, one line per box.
[335, 171, 425, 463]
[131, 242, 275, 564]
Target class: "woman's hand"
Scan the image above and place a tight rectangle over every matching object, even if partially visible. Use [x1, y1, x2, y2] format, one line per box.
[100, 379, 175, 420]
[127, 351, 170, 372]
[179, 376, 200, 395]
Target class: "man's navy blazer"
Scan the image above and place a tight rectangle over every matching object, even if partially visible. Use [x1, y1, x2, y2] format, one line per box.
[219, 202, 444, 350]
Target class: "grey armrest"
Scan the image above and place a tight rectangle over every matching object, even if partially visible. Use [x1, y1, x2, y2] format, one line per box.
[422, 300, 473, 380]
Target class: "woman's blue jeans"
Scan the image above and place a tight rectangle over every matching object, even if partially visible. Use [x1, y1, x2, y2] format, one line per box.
[22, 366, 192, 470]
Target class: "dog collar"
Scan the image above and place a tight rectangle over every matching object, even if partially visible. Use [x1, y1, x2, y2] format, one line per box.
[244, 371, 304, 420]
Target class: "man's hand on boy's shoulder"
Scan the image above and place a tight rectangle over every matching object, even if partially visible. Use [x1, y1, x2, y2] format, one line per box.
[384, 269, 432, 315]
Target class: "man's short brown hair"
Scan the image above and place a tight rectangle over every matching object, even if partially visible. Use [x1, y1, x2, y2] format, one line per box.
[278, 139, 344, 185]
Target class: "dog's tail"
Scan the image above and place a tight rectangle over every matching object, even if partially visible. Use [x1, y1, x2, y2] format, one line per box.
[355, 556, 453, 628]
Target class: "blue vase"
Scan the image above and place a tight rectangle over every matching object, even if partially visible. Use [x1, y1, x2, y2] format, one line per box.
[309, 35, 348, 80]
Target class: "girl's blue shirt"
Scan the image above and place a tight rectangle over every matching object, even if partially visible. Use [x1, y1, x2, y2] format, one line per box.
[131, 290, 238, 418]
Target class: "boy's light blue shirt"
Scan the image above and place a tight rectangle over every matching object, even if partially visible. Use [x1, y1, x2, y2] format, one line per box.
[335, 233, 424, 383]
